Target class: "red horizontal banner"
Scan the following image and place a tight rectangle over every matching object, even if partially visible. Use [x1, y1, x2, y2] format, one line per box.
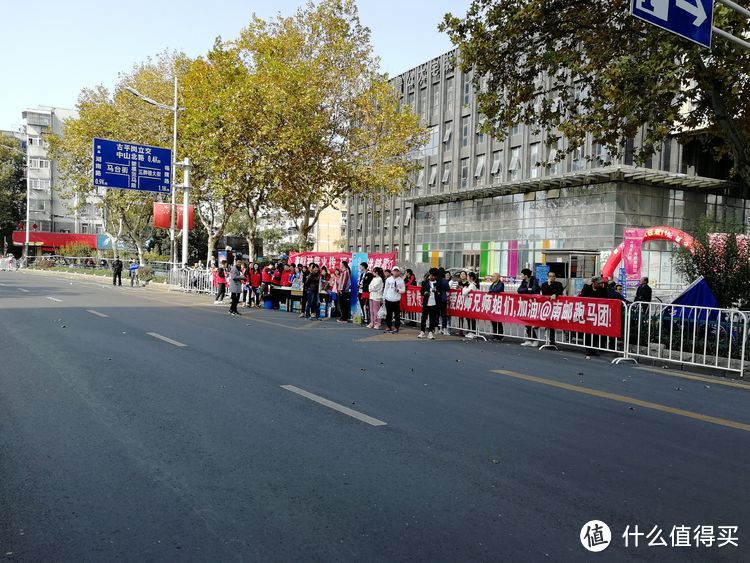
[402, 286, 622, 337]
[288, 252, 397, 272]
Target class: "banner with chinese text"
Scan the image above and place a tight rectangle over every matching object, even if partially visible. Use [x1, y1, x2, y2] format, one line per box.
[402, 286, 622, 337]
[288, 252, 397, 272]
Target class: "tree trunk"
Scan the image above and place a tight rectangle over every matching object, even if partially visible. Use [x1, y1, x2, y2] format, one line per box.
[135, 242, 144, 266]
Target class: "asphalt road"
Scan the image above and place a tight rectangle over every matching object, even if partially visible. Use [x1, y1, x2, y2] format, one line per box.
[1, 270, 748, 562]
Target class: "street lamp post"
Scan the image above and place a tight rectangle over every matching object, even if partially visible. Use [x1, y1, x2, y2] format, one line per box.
[124, 77, 184, 271]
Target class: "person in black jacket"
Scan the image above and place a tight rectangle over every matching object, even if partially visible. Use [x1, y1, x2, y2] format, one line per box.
[418, 268, 442, 339]
[358, 262, 374, 326]
[488, 272, 505, 341]
[541, 271, 564, 345]
[634, 277, 652, 303]
[112, 258, 123, 286]
[518, 268, 541, 346]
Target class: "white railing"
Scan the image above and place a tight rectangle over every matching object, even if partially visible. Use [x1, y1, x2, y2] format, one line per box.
[168, 268, 215, 294]
[618, 302, 747, 376]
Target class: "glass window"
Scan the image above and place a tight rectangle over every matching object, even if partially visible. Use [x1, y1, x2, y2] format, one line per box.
[462, 70, 472, 106]
[571, 145, 586, 171]
[445, 77, 454, 114]
[442, 161, 452, 184]
[491, 150, 503, 177]
[476, 116, 486, 144]
[422, 125, 439, 157]
[460, 157, 469, 188]
[404, 207, 412, 227]
[474, 154, 485, 178]
[416, 168, 425, 187]
[431, 85, 440, 118]
[428, 164, 438, 185]
[461, 116, 471, 147]
[443, 122, 452, 150]
[529, 142, 541, 179]
[419, 87, 427, 120]
[509, 146, 522, 181]
[548, 140, 562, 175]
[511, 123, 522, 136]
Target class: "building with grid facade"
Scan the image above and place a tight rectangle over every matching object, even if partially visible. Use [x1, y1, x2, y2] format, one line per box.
[22, 106, 105, 236]
[346, 50, 749, 286]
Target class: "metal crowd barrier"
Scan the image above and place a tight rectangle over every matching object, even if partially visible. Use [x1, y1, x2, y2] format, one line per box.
[0, 257, 18, 271]
[617, 302, 748, 376]
[168, 268, 216, 295]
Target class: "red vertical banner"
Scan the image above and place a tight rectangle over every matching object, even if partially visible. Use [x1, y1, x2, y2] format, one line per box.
[623, 228, 645, 287]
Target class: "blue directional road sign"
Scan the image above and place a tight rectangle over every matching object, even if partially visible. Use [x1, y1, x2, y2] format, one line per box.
[631, 0, 714, 49]
[93, 138, 172, 193]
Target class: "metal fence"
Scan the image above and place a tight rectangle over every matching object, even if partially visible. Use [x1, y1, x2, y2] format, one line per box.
[617, 302, 748, 376]
[168, 268, 215, 294]
[0, 256, 18, 271]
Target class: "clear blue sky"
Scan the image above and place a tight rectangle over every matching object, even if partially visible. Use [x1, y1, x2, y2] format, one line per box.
[0, 0, 472, 131]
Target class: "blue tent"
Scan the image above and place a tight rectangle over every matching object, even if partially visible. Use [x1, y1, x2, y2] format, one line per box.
[668, 276, 720, 321]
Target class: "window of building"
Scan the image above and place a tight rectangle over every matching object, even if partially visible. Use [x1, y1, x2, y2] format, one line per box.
[549, 141, 562, 175]
[407, 90, 415, 112]
[443, 122, 452, 150]
[28, 136, 38, 146]
[438, 210, 448, 233]
[491, 150, 503, 177]
[461, 116, 471, 147]
[96, 225, 104, 234]
[39, 159, 50, 169]
[419, 87, 427, 120]
[384, 211, 390, 228]
[529, 142, 541, 179]
[394, 210, 401, 228]
[29, 199, 47, 211]
[511, 123, 522, 136]
[460, 157, 469, 188]
[384, 245, 390, 253]
[474, 154, 485, 178]
[416, 168, 425, 187]
[81, 224, 89, 234]
[462, 70, 472, 106]
[593, 142, 610, 165]
[28, 158, 39, 169]
[509, 146, 522, 181]
[431, 85, 440, 118]
[442, 161, 452, 184]
[571, 145, 586, 171]
[476, 116, 486, 144]
[428, 164, 438, 185]
[422, 125, 439, 157]
[357, 213, 363, 231]
[403, 244, 410, 261]
[403, 207, 412, 227]
[445, 77, 455, 114]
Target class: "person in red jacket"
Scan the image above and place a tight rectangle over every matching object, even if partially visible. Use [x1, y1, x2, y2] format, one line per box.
[249, 263, 262, 307]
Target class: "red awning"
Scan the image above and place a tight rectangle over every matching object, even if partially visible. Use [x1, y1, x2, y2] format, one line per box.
[12, 231, 98, 251]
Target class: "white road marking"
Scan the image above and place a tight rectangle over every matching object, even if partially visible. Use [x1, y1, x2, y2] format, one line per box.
[86, 309, 109, 318]
[46, 296, 62, 302]
[146, 332, 187, 348]
[17, 288, 29, 293]
[281, 385, 387, 427]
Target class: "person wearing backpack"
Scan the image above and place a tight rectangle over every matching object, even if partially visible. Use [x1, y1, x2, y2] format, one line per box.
[518, 267, 540, 346]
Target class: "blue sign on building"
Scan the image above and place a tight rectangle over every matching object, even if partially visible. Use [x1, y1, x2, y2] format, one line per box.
[631, 0, 713, 48]
[93, 138, 172, 193]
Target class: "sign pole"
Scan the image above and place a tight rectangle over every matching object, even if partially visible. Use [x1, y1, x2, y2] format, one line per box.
[181, 157, 191, 268]
[170, 76, 178, 271]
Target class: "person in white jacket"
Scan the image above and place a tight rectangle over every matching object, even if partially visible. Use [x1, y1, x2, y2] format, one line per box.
[462, 271, 479, 339]
[367, 267, 385, 329]
[382, 266, 406, 334]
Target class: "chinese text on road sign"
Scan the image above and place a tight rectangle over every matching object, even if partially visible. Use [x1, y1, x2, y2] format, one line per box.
[93, 138, 172, 193]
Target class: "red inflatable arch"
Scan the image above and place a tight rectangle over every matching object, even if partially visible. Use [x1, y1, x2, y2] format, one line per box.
[601, 226, 696, 279]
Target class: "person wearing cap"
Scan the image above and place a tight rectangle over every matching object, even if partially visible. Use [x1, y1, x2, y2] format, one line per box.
[418, 268, 442, 339]
[382, 266, 406, 334]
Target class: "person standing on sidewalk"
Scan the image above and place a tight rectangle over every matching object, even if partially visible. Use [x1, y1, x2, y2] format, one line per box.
[540, 271, 564, 346]
[228, 259, 244, 316]
[367, 267, 385, 329]
[128, 259, 139, 287]
[418, 268, 441, 340]
[112, 257, 123, 286]
[304, 263, 322, 320]
[488, 272, 505, 341]
[383, 266, 406, 334]
[337, 260, 352, 323]
[358, 262, 374, 326]
[215, 260, 228, 304]
[518, 268, 540, 346]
